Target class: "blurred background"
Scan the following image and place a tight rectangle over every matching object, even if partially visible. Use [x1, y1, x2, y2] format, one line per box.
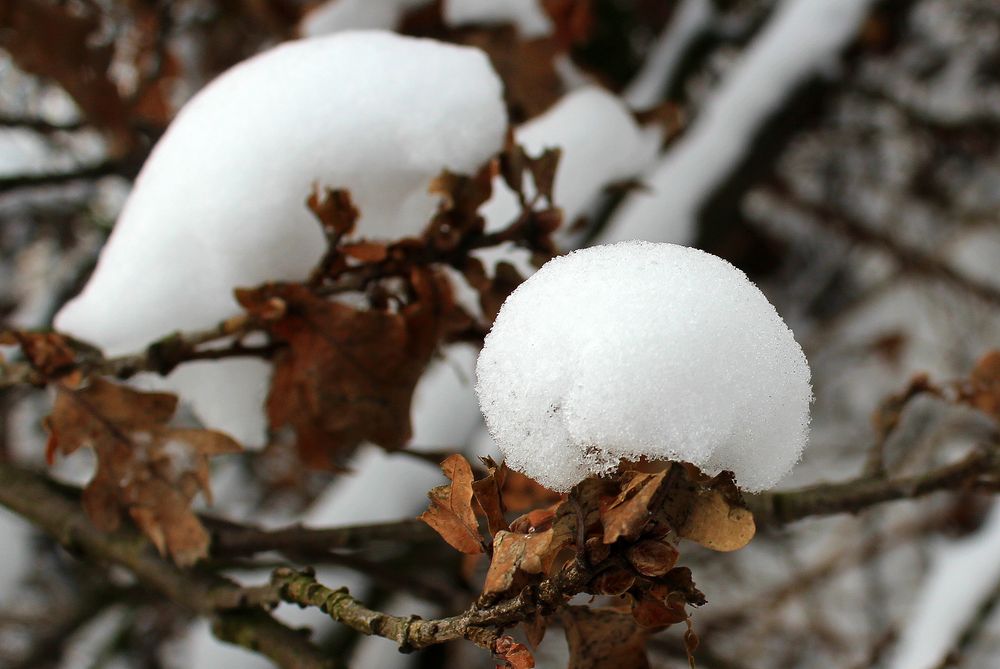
[1, 1, 999, 667]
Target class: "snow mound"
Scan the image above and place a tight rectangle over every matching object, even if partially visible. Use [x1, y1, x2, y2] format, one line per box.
[443, 0, 553, 39]
[56, 31, 506, 356]
[52, 31, 506, 444]
[475, 241, 812, 491]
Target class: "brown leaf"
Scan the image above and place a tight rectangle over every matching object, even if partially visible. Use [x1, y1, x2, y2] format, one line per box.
[472, 457, 508, 538]
[631, 591, 689, 629]
[626, 539, 680, 577]
[959, 350, 1000, 420]
[236, 276, 451, 469]
[43, 379, 241, 565]
[494, 635, 535, 669]
[307, 187, 359, 238]
[0, 1, 132, 152]
[523, 611, 547, 649]
[591, 569, 635, 597]
[483, 514, 573, 596]
[672, 470, 756, 552]
[601, 470, 666, 544]
[541, 0, 594, 49]
[6, 331, 77, 378]
[526, 148, 561, 205]
[500, 469, 563, 512]
[419, 454, 484, 554]
[561, 606, 650, 669]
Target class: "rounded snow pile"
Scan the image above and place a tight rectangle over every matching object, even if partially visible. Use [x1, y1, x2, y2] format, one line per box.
[56, 31, 506, 355]
[475, 241, 812, 492]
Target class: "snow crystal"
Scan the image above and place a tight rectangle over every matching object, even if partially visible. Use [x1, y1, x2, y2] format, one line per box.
[475, 241, 812, 492]
[53, 31, 506, 443]
[443, 0, 553, 39]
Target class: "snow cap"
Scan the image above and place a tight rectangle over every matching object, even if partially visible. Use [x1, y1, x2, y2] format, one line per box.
[55, 31, 507, 356]
[475, 241, 812, 492]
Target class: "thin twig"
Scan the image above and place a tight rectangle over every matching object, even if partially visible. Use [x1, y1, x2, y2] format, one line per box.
[0, 462, 337, 669]
[750, 445, 1000, 526]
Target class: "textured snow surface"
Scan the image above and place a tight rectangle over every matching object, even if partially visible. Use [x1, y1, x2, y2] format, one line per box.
[56, 31, 506, 355]
[52, 31, 505, 443]
[475, 242, 812, 491]
[602, 0, 875, 246]
[299, 0, 432, 36]
[443, 0, 553, 38]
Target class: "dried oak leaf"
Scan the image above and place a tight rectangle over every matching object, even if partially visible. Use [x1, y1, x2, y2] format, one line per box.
[2, 331, 77, 378]
[308, 186, 359, 238]
[472, 456, 508, 538]
[631, 590, 689, 629]
[670, 468, 756, 552]
[483, 511, 574, 597]
[494, 634, 535, 669]
[958, 350, 1000, 420]
[236, 270, 452, 469]
[499, 469, 563, 513]
[420, 454, 484, 554]
[601, 470, 667, 544]
[43, 378, 240, 566]
[561, 606, 650, 669]
[0, 1, 131, 151]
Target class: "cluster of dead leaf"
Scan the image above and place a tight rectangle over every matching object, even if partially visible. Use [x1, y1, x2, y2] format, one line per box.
[419, 454, 758, 668]
[239, 143, 561, 470]
[1, 331, 239, 566]
[1, 142, 560, 565]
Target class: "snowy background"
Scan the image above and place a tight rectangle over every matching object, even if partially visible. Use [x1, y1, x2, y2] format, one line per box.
[2, 0, 1000, 668]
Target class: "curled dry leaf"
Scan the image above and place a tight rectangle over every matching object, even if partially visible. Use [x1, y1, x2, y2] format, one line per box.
[631, 590, 689, 629]
[561, 606, 651, 669]
[483, 513, 574, 597]
[419, 454, 484, 554]
[626, 539, 679, 577]
[472, 456, 508, 538]
[494, 634, 535, 669]
[601, 470, 666, 544]
[236, 269, 453, 469]
[2, 331, 77, 378]
[669, 468, 756, 552]
[43, 378, 241, 566]
[307, 186, 359, 238]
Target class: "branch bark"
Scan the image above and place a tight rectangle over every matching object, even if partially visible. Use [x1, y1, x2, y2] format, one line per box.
[749, 445, 1000, 526]
[0, 461, 338, 669]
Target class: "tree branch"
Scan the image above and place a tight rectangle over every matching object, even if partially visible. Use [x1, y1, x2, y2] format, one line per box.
[207, 516, 439, 557]
[269, 561, 592, 652]
[766, 181, 1000, 308]
[750, 445, 1000, 526]
[0, 461, 337, 669]
[0, 161, 131, 196]
[0, 315, 264, 389]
